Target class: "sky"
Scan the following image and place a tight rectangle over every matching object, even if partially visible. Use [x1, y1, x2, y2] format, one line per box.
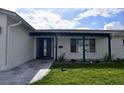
[5, 8, 124, 30]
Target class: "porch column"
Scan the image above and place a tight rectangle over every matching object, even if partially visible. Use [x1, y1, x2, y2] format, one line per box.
[55, 35, 58, 61]
[108, 34, 112, 60]
[83, 36, 86, 62]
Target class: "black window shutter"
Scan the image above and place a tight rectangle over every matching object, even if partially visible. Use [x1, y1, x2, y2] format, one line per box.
[70, 39, 77, 52]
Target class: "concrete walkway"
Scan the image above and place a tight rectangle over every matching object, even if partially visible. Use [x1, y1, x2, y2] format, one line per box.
[0, 60, 53, 85]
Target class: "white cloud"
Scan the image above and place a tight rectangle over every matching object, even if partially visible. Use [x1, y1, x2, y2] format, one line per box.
[91, 22, 96, 25]
[104, 22, 124, 30]
[17, 9, 79, 29]
[74, 27, 90, 29]
[75, 8, 124, 21]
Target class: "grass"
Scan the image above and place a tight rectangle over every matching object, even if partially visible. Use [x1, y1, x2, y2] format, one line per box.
[33, 62, 124, 85]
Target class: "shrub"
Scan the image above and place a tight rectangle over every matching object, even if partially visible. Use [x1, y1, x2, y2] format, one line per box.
[58, 53, 66, 71]
[94, 59, 100, 63]
[104, 54, 113, 62]
[113, 58, 124, 63]
[70, 59, 76, 63]
[58, 53, 65, 63]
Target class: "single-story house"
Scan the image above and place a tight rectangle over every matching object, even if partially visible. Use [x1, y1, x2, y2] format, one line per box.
[1, 8, 124, 70]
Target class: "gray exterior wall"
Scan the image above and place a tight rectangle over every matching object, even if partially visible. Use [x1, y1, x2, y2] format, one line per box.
[57, 35, 124, 60]
[57, 36, 108, 60]
[0, 13, 7, 70]
[6, 16, 34, 70]
[112, 36, 124, 59]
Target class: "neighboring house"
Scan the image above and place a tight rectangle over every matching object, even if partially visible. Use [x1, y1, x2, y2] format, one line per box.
[1, 8, 124, 70]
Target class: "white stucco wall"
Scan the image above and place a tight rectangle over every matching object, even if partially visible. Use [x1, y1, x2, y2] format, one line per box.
[6, 17, 34, 70]
[57, 36, 81, 59]
[95, 38, 108, 59]
[0, 13, 7, 70]
[57, 36, 108, 60]
[111, 36, 124, 59]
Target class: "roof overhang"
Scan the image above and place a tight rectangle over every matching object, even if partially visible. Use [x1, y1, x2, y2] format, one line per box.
[0, 8, 35, 31]
[38, 29, 120, 33]
[7, 14, 35, 31]
[30, 30, 114, 37]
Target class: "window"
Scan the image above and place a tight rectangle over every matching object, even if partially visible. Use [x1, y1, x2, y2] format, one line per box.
[70, 39, 77, 52]
[70, 38, 96, 53]
[77, 40, 83, 53]
[89, 39, 96, 53]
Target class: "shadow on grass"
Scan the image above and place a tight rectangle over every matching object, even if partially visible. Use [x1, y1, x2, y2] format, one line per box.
[52, 62, 124, 69]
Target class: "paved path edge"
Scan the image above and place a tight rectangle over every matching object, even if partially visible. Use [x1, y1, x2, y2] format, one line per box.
[29, 62, 53, 84]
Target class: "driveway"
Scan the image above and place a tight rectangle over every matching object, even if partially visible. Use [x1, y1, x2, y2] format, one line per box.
[0, 60, 53, 85]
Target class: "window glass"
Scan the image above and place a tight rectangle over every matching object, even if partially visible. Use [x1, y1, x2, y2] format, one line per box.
[89, 39, 96, 53]
[70, 39, 77, 52]
[70, 38, 96, 53]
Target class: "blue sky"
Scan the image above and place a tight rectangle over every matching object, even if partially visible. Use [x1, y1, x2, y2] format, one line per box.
[11, 8, 124, 29]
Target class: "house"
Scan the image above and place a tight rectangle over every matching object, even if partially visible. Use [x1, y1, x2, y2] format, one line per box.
[1, 8, 124, 71]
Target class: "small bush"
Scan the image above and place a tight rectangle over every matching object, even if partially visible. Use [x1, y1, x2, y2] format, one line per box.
[58, 53, 66, 71]
[70, 59, 76, 63]
[113, 58, 124, 63]
[104, 54, 113, 62]
[58, 53, 65, 63]
[94, 59, 100, 63]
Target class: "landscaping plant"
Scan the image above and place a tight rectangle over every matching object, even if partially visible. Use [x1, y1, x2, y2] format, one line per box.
[58, 53, 66, 71]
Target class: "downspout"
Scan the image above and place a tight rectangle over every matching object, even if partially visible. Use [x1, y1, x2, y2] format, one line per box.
[5, 21, 22, 66]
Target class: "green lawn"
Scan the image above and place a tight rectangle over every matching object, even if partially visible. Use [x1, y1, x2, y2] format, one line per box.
[33, 62, 124, 85]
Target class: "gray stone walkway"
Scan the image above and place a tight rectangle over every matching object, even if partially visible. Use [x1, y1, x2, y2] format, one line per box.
[0, 60, 53, 85]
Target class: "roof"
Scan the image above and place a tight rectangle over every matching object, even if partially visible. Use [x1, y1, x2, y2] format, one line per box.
[0, 8, 35, 31]
[37, 29, 124, 34]
[31, 29, 124, 37]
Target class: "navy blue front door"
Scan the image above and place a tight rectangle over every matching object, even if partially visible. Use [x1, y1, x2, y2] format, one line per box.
[37, 38, 53, 59]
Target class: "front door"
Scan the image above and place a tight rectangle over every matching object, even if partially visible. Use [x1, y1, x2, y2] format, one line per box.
[37, 38, 53, 59]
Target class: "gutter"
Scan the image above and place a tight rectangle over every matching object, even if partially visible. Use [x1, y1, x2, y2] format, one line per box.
[8, 21, 22, 27]
[5, 21, 22, 66]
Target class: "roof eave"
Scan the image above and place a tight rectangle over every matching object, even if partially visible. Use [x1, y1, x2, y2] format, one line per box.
[0, 8, 36, 31]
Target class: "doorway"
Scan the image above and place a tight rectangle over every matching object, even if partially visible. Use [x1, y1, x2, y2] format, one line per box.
[37, 38, 54, 59]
